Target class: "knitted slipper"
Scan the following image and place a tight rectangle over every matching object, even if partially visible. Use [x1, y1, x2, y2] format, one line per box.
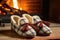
[23, 14, 52, 36]
[11, 15, 36, 37]
[33, 15, 52, 35]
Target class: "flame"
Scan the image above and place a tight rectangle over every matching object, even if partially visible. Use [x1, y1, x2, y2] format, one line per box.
[13, 0, 18, 9]
[20, 8, 22, 10]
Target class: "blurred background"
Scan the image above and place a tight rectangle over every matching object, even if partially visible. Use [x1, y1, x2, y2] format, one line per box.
[6, 0, 60, 23]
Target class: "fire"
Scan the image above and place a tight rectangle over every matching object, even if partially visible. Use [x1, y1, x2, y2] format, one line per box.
[13, 0, 23, 10]
[13, 0, 18, 9]
[20, 8, 22, 10]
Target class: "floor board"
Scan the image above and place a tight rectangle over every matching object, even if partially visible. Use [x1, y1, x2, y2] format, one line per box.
[0, 27, 60, 40]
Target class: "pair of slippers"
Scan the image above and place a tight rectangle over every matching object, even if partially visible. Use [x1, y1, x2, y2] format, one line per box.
[11, 14, 52, 37]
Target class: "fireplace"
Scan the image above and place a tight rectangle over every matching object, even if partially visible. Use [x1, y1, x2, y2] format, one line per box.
[0, 0, 42, 27]
[0, 0, 42, 20]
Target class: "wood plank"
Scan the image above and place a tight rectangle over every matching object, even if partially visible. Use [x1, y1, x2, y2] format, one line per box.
[0, 27, 60, 40]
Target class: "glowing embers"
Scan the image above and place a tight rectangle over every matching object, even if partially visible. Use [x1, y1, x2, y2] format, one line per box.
[0, 10, 2, 15]
[0, 11, 6, 15]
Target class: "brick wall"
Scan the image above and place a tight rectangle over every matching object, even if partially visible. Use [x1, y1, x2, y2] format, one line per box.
[7, 0, 42, 14]
[18, 0, 42, 14]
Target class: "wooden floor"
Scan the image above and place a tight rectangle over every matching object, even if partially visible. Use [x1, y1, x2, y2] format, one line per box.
[0, 26, 60, 40]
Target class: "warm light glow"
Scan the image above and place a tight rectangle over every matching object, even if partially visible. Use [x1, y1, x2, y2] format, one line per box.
[13, 0, 18, 9]
[20, 8, 22, 10]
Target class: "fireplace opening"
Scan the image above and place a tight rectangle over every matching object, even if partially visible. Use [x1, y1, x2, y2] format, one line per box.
[0, 0, 49, 23]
